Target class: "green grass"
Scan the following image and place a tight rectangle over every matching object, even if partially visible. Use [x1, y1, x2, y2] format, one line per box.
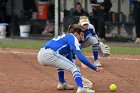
[110, 46, 140, 55]
[0, 39, 140, 55]
[83, 46, 140, 55]
[0, 39, 46, 49]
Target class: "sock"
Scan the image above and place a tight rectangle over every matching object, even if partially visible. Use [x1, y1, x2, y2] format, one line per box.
[58, 69, 65, 83]
[73, 70, 83, 88]
[92, 44, 99, 61]
[74, 76, 83, 88]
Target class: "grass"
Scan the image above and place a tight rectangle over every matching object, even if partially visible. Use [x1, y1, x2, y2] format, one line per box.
[83, 46, 140, 55]
[0, 39, 46, 49]
[0, 39, 140, 55]
[110, 46, 140, 55]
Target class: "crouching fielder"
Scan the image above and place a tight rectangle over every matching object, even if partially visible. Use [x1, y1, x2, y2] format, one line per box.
[37, 24, 103, 93]
[78, 16, 110, 67]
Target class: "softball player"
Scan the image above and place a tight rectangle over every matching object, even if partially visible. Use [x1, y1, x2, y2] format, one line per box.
[79, 16, 102, 67]
[37, 25, 103, 93]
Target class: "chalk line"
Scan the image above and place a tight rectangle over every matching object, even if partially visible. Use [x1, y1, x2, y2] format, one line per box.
[0, 50, 140, 61]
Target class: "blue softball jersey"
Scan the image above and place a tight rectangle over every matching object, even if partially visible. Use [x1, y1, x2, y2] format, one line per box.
[42, 33, 97, 71]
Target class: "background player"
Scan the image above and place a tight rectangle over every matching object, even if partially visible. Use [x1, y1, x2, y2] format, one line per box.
[79, 16, 101, 67]
[37, 24, 103, 93]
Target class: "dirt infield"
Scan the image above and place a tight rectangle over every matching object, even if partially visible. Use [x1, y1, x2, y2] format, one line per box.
[0, 48, 140, 93]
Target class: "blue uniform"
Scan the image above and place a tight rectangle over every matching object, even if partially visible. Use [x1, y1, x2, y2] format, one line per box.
[37, 33, 97, 88]
[84, 24, 98, 40]
[42, 33, 97, 70]
[80, 23, 99, 63]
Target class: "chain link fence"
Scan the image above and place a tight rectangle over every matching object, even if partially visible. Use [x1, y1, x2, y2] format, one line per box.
[105, 0, 135, 39]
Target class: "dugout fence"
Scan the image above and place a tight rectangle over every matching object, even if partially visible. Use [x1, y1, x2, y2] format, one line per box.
[2, 0, 135, 40]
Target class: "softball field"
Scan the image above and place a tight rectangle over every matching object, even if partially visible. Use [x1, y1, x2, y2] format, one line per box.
[0, 48, 140, 93]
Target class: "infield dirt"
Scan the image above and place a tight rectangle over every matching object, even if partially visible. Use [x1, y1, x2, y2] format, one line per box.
[0, 48, 140, 93]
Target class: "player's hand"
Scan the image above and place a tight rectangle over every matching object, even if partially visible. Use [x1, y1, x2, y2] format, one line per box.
[96, 67, 104, 72]
[81, 63, 88, 69]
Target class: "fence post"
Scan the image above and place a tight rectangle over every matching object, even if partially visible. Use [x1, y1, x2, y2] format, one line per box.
[55, 0, 59, 36]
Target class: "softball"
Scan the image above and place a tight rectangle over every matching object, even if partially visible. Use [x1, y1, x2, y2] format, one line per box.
[109, 84, 117, 92]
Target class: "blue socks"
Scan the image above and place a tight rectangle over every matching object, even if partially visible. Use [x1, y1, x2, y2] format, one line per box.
[74, 76, 83, 88]
[92, 44, 99, 61]
[58, 69, 65, 83]
[73, 70, 83, 88]
[58, 68, 83, 88]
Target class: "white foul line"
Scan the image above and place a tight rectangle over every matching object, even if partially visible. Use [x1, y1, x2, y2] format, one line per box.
[0, 50, 140, 61]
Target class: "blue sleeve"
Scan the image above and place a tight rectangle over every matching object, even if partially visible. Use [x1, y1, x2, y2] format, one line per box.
[91, 29, 97, 36]
[85, 29, 97, 36]
[74, 50, 97, 71]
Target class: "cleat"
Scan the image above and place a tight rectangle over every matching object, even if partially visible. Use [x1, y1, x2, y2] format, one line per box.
[57, 82, 74, 90]
[86, 88, 95, 93]
[77, 87, 95, 93]
[77, 87, 87, 93]
[94, 61, 102, 67]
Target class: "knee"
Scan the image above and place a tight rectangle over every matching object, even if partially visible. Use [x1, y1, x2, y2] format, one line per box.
[90, 37, 99, 45]
[71, 66, 80, 74]
[71, 66, 82, 78]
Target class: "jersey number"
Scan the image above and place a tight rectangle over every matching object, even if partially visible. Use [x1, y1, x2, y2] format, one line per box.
[53, 34, 65, 41]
